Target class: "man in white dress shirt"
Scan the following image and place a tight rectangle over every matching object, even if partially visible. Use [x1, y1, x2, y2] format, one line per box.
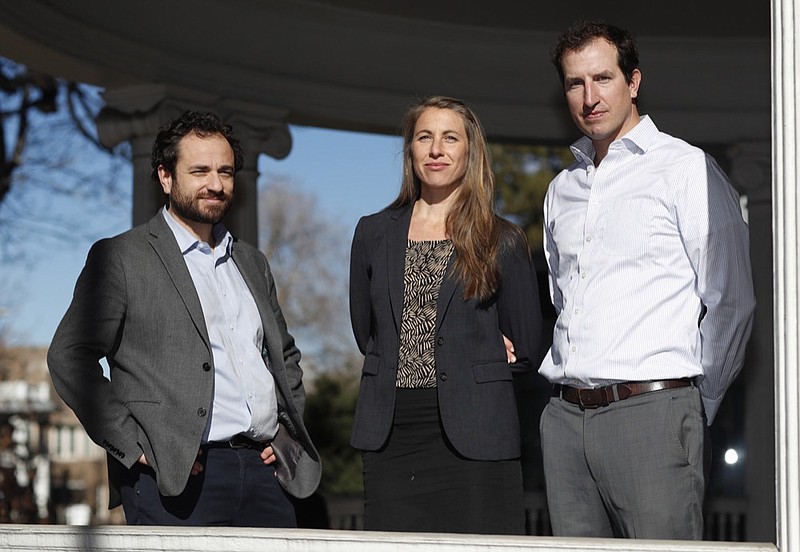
[538, 21, 755, 539]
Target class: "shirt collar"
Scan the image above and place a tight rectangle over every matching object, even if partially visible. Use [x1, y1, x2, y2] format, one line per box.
[570, 114, 659, 165]
[161, 206, 231, 255]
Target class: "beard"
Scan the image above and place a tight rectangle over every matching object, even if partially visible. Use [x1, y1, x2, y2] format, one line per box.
[168, 180, 233, 225]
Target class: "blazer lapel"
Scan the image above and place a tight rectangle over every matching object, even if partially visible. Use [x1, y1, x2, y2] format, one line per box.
[386, 206, 413, 332]
[435, 250, 459, 333]
[231, 241, 280, 375]
[147, 214, 211, 349]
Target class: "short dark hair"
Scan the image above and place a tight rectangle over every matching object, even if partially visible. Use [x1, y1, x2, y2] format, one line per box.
[551, 20, 640, 85]
[150, 111, 244, 184]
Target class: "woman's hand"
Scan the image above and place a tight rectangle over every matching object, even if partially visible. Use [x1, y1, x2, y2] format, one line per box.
[503, 334, 516, 363]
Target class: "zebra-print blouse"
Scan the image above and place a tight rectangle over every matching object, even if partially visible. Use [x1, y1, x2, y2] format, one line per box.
[396, 239, 453, 388]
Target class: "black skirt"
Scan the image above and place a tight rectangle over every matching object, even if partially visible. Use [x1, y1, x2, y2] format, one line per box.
[363, 387, 525, 534]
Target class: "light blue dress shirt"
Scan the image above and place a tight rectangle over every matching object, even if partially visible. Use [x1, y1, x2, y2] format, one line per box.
[162, 207, 278, 443]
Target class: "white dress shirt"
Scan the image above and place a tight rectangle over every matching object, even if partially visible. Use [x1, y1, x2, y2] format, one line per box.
[162, 207, 278, 442]
[539, 116, 755, 424]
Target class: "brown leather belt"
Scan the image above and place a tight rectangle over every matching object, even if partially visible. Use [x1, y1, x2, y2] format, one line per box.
[553, 378, 693, 410]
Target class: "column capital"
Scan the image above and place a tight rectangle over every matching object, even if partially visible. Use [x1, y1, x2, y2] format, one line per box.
[230, 118, 292, 168]
[95, 84, 292, 161]
[94, 84, 292, 234]
[96, 84, 213, 148]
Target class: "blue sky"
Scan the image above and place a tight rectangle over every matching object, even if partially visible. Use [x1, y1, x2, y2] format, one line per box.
[2, 125, 403, 347]
[262, 125, 402, 233]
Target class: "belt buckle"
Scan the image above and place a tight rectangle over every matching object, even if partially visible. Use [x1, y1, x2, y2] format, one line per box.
[577, 388, 599, 410]
[228, 435, 249, 449]
[578, 387, 611, 409]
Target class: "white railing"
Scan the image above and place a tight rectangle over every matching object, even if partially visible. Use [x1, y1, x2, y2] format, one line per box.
[0, 524, 777, 552]
[327, 492, 748, 541]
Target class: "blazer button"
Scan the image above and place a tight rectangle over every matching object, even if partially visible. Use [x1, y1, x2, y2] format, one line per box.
[440, 372, 447, 382]
[202, 362, 211, 372]
[437, 337, 444, 346]
[197, 407, 207, 417]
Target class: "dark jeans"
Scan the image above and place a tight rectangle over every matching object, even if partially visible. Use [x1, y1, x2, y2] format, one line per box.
[121, 446, 296, 527]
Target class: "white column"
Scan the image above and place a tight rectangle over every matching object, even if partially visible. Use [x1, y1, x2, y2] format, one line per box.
[224, 110, 291, 246]
[772, 0, 800, 549]
[96, 85, 197, 226]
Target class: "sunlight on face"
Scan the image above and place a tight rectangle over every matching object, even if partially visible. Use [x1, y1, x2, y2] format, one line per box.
[561, 38, 641, 157]
[411, 107, 469, 195]
[161, 133, 236, 229]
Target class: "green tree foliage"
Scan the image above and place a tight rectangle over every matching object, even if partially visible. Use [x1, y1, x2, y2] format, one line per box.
[303, 368, 363, 495]
[491, 143, 574, 250]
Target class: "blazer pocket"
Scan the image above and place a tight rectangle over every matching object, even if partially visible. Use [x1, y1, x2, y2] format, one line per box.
[271, 423, 304, 488]
[473, 361, 513, 383]
[123, 399, 161, 411]
[362, 353, 381, 376]
[123, 400, 162, 430]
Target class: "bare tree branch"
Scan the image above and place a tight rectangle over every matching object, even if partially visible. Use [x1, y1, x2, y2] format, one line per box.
[65, 81, 113, 154]
[0, 55, 131, 266]
[258, 177, 357, 375]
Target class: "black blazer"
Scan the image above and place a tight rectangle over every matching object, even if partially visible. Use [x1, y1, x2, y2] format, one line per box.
[349, 205, 542, 460]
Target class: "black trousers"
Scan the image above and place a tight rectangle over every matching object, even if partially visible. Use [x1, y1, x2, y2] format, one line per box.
[120, 446, 296, 527]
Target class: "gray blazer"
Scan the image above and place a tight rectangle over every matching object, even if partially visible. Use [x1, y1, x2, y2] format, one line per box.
[349, 205, 542, 460]
[48, 213, 320, 507]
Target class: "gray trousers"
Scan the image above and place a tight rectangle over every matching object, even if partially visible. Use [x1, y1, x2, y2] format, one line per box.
[540, 385, 709, 539]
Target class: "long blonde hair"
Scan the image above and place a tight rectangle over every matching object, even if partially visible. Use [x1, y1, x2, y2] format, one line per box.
[391, 96, 521, 301]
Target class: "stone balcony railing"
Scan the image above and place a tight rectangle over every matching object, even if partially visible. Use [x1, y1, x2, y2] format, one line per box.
[0, 525, 777, 552]
[326, 492, 749, 542]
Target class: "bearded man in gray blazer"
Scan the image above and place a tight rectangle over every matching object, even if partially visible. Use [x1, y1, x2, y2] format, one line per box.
[48, 111, 320, 526]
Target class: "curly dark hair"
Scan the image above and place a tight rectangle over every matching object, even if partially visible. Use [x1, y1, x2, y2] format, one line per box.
[551, 20, 639, 86]
[150, 111, 244, 184]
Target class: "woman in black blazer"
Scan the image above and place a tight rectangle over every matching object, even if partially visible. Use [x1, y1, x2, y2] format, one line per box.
[349, 96, 542, 534]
